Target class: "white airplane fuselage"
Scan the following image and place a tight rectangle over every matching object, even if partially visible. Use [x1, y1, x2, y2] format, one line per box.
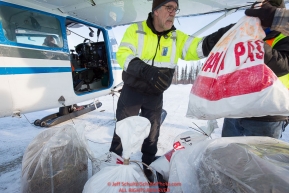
[0, 0, 123, 117]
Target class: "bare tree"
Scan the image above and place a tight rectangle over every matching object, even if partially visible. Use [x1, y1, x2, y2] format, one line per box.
[184, 64, 188, 84]
[188, 65, 193, 84]
[180, 67, 185, 84]
[172, 65, 179, 84]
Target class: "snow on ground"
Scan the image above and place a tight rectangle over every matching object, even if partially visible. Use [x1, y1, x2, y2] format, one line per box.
[0, 84, 289, 192]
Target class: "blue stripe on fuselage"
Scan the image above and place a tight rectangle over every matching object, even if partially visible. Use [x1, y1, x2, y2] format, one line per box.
[0, 67, 71, 75]
[0, 67, 122, 75]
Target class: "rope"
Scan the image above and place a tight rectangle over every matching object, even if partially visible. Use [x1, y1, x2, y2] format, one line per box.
[190, 122, 212, 139]
[112, 92, 119, 121]
[22, 114, 40, 128]
[129, 160, 157, 183]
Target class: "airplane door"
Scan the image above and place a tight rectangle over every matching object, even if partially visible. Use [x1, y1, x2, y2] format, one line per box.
[66, 18, 121, 95]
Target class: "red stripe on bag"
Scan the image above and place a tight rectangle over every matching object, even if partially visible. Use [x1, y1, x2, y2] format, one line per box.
[165, 149, 175, 162]
[116, 158, 123, 164]
[191, 64, 277, 101]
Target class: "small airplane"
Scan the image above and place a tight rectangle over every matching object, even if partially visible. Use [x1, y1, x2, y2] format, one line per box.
[0, 0, 286, 127]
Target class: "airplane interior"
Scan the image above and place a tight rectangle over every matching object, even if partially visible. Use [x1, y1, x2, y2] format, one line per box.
[66, 20, 110, 94]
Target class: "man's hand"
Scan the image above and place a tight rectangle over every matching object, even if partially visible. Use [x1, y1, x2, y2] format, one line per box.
[126, 58, 172, 92]
[144, 65, 170, 92]
[245, 2, 277, 28]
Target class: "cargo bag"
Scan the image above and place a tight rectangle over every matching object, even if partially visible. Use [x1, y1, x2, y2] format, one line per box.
[21, 125, 89, 193]
[187, 16, 289, 119]
[168, 137, 289, 193]
[83, 116, 151, 193]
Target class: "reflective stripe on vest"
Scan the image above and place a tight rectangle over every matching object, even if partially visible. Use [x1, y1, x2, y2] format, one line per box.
[136, 22, 177, 68]
[136, 22, 146, 58]
[265, 33, 289, 88]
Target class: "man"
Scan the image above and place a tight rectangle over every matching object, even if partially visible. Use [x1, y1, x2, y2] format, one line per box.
[245, 0, 289, 36]
[109, 0, 233, 181]
[43, 35, 58, 47]
[222, 0, 289, 139]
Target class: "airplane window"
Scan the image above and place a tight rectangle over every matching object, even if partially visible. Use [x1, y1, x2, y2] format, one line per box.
[0, 5, 63, 48]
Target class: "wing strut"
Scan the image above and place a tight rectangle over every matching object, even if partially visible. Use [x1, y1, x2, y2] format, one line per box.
[192, 9, 237, 37]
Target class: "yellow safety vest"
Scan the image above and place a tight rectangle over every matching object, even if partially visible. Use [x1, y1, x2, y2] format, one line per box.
[265, 33, 289, 88]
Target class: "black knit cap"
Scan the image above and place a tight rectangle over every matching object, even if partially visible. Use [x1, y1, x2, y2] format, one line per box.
[268, 0, 285, 8]
[152, 0, 179, 12]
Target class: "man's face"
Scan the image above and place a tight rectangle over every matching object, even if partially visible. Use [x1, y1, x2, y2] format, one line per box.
[153, 1, 178, 32]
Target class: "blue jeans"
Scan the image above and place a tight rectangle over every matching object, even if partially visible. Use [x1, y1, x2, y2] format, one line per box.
[222, 118, 286, 139]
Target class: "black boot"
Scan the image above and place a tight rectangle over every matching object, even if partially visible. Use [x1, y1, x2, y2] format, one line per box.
[143, 166, 154, 183]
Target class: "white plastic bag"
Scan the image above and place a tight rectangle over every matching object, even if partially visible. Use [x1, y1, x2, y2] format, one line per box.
[150, 120, 218, 180]
[97, 152, 124, 170]
[187, 16, 289, 119]
[115, 116, 151, 159]
[82, 165, 149, 193]
[150, 131, 208, 181]
[83, 116, 151, 193]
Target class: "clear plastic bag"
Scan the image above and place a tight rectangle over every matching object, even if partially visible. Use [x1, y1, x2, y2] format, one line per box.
[21, 125, 88, 193]
[168, 137, 289, 193]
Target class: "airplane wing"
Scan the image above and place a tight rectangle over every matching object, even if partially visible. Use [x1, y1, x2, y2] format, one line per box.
[21, 0, 289, 28]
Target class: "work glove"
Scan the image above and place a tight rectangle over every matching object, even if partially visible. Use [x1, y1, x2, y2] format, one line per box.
[245, 2, 277, 28]
[143, 65, 170, 92]
[126, 58, 172, 92]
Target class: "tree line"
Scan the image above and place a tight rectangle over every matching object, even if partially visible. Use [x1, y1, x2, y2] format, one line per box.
[172, 61, 203, 84]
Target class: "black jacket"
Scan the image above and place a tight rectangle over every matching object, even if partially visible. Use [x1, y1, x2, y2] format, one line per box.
[246, 30, 289, 122]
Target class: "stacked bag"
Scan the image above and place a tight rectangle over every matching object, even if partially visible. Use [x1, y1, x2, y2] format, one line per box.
[83, 116, 151, 193]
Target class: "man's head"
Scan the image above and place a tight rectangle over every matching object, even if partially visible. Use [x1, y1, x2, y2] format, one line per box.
[152, 0, 178, 12]
[152, 0, 179, 32]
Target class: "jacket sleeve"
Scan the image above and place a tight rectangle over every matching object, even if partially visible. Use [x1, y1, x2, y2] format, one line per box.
[126, 57, 151, 79]
[116, 23, 153, 79]
[202, 24, 235, 57]
[116, 23, 139, 71]
[175, 24, 234, 62]
[264, 38, 289, 77]
[271, 8, 289, 36]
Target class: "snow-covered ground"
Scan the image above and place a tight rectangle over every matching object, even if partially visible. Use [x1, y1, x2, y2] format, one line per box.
[0, 84, 289, 193]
